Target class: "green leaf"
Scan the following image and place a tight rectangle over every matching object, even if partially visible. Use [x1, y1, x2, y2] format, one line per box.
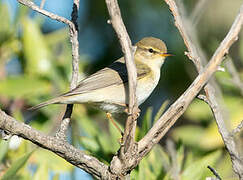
[181, 150, 222, 180]
[0, 140, 8, 162]
[138, 107, 152, 140]
[33, 149, 73, 172]
[147, 145, 167, 178]
[2, 150, 34, 180]
[75, 112, 117, 155]
[138, 145, 167, 180]
[131, 169, 139, 180]
[176, 145, 185, 173]
[22, 17, 51, 75]
[79, 136, 100, 152]
[0, 76, 51, 99]
[108, 117, 122, 152]
[44, 28, 69, 46]
[171, 125, 205, 147]
[216, 153, 235, 179]
[96, 130, 115, 154]
[74, 113, 101, 138]
[185, 99, 213, 122]
[183, 151, 194, 170]
[154, 100, 169, 123]
[0, 2, 12, 44]
[138, 154, 156, 180]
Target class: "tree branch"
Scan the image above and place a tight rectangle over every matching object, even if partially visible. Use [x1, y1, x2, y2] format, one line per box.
[6, 0, 242, 179]
[158, 0, 243, 178]
[0, 109, 109, 179]
[55, 0, 80, 140]
[17, 0, 80, 140]
[105, 0, 138, 142]
[40, 0, 46, 9]
[190, 0, 209, 27]
[138, 1, 243, 169]
[105, 0, 139, 177]
[17, 0, 73, 27]
[14, 1, 113, 178]
[231, 120, 243, 136]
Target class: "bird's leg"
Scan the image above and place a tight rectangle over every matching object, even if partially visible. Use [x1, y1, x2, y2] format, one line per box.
[106, 112, 124, 136]
[124, 106, 141, 119]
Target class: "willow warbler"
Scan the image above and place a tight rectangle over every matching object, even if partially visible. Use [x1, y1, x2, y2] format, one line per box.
[29, 37, 171, 113]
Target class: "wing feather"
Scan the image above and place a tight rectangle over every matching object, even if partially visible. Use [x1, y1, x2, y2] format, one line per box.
[63, 57, 151, 97]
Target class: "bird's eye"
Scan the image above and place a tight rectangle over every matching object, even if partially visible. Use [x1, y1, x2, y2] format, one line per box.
[148, 48, 154, 53]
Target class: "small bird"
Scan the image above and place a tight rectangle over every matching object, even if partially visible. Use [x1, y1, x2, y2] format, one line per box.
[29, 37, 171, 115]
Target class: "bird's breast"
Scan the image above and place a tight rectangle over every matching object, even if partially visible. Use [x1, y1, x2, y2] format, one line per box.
[136, 69, 160, 105]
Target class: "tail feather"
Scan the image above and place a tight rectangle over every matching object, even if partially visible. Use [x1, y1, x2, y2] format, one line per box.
[28, 97, 62, 111]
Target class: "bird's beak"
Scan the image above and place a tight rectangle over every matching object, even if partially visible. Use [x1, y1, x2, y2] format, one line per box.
[160, 53, 174, 57]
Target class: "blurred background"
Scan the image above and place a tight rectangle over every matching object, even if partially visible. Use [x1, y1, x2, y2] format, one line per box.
[0, 0, 242, 179]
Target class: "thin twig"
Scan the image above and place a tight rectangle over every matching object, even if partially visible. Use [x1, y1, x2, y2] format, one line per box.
[0, 129, 11, 140]
[138, 0, 243, 169]
[40, 0, 46, 9]
[55, 0, 80, 140]
[197, 94, 211, 105]
[17, 0, 73, 27]
[17, 0, 80, 140]
[162, 0, 243, 178]
[231, 120, 243, 136]
[190, 0, 209, 26]
[11, 1, 113, 177]
[167, 0, 203, 71]
[207, 166, 222, 180]
[8, 0, 243, 179]
[70, 0, 80, 90]
[166, 140, 180, 180]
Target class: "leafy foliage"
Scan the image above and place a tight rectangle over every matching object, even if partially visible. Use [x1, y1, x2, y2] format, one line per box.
[0, 1, 242, 179]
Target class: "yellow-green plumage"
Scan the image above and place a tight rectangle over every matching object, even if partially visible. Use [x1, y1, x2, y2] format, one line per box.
[29, 37, 170, 113]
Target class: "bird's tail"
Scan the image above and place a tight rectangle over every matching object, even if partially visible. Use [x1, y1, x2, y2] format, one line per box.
[28, 97, 63, 111]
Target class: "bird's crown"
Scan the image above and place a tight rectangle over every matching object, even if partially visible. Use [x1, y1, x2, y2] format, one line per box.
[135, 37, 167, 53]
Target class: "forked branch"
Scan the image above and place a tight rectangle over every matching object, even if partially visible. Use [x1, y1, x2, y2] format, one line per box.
[0, 0, 241, 179]
[162, 0, 243, 178]
[138, 1, 243, 165]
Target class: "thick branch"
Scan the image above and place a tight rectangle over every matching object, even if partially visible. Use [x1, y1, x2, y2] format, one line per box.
[15, 1, 112, 178]
[104, 0, 137, 111]
[105, 0, 139, 177]
[104, 0, 138, 148]
[0, 109, 109, 179]
[13, 0, 243, 178]
[165, 0, 203, 71]
[138, 1, 243, 162]
[163, 0, 243, 178]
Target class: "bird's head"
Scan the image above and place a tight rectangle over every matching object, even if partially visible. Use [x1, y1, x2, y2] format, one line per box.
[135, 37, 172, 67]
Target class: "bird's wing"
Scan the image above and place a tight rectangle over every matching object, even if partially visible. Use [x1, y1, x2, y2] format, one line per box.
[62, 57, 151, 97]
